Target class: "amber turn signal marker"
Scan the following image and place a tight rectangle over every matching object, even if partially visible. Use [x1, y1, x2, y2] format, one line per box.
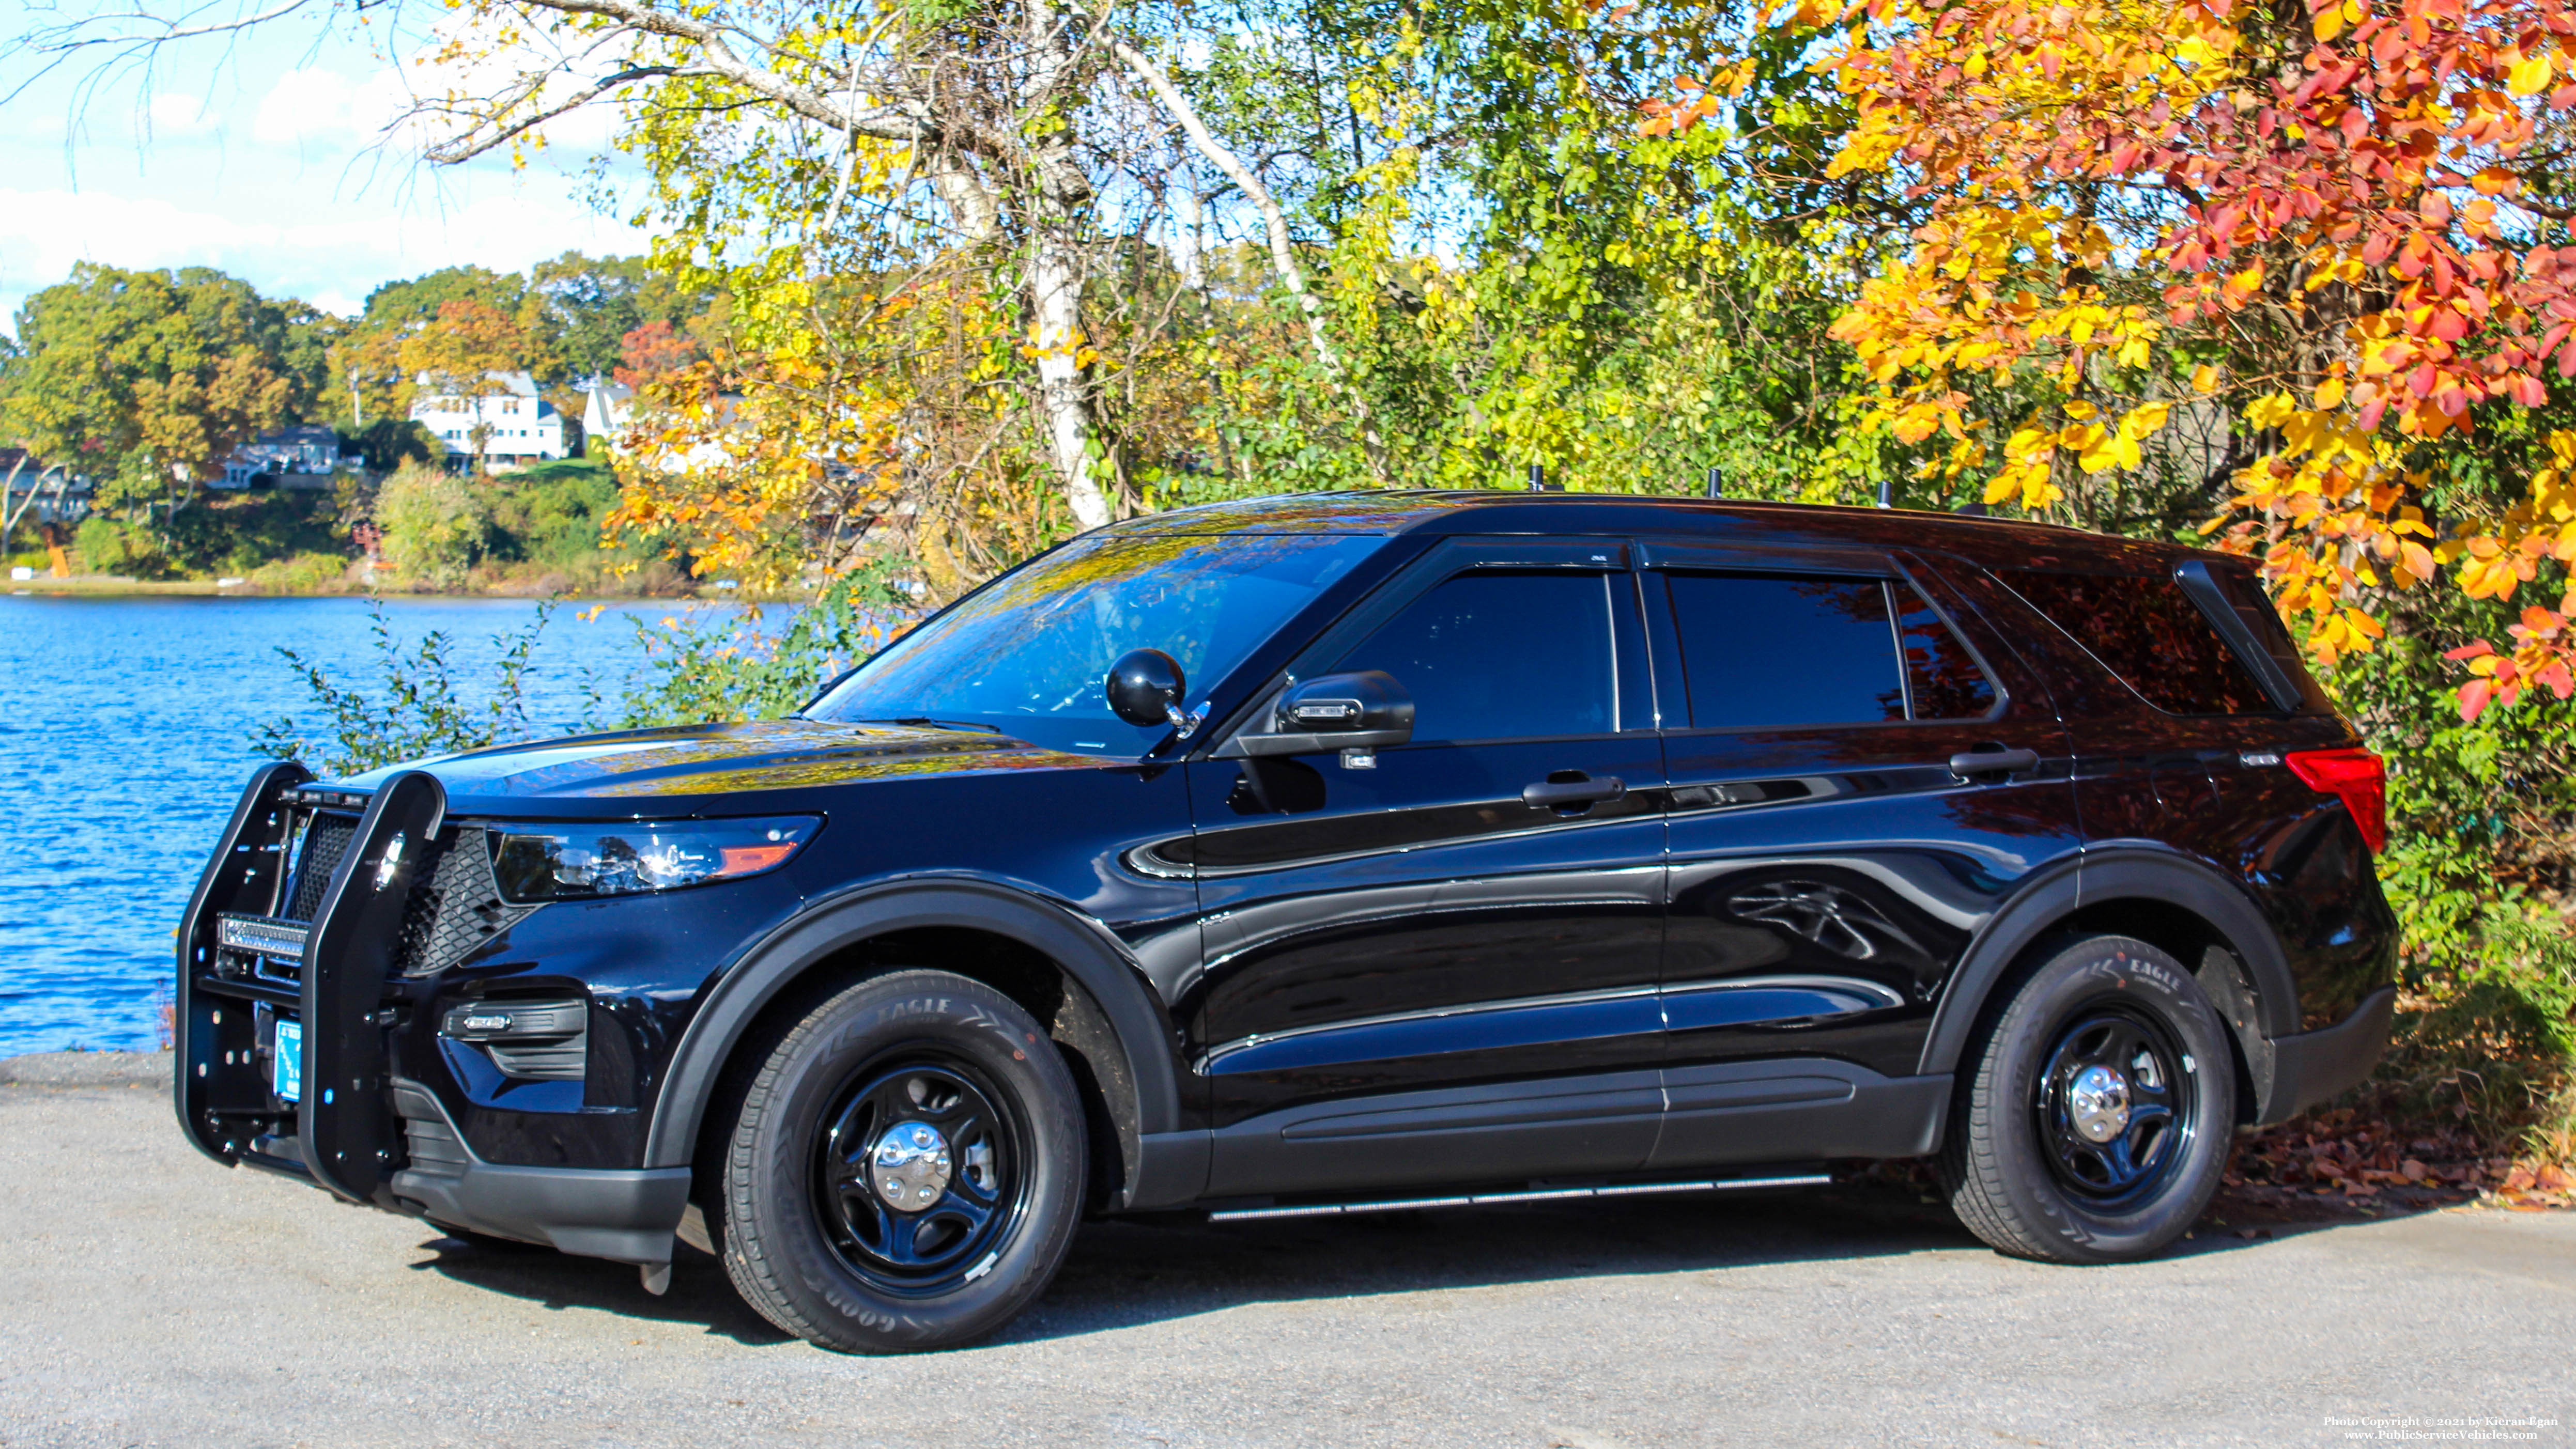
[719, 844, 800, 875]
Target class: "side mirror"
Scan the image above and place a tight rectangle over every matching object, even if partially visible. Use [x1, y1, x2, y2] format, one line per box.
[1222, 671, 1414, 757]
[1106, 649, 1192, 730]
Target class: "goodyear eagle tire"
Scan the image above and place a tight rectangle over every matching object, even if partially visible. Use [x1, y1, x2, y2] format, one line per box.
[1939, 934, 2236, 1264]
[719, 969, 1087, 1352]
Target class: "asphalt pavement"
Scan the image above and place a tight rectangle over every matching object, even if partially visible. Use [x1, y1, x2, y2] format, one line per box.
[3, 1055, 2570, 1448]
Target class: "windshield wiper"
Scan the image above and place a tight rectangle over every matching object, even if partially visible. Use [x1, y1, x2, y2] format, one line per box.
[870, 716, 1004, 735]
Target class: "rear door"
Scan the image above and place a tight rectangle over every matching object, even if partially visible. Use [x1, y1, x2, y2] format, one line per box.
[1180, 539, 1669, 1196]
[1640, 541, 2084, 1170]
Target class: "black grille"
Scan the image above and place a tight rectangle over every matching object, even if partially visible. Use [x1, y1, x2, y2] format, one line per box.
[394, 828, 538, 977]
[285, 814, 359, 921]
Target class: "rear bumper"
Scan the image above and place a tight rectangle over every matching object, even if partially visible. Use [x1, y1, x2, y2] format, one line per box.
[387, 1082, 689, 1266]
[2255, 985, 2395, 1126]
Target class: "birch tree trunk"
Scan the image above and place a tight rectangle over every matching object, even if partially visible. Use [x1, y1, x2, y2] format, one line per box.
[1026, 232, 1110, 530]
[1022, 0, 1112, 532]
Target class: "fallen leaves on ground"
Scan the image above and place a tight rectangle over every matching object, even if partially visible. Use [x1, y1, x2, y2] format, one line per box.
[2225, 1108, 2573, 1214]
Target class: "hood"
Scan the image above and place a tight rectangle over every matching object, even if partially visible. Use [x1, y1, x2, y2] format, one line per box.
[338, 719, 1108, 806]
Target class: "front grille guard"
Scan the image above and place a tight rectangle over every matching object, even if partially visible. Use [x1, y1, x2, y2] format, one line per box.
[176, 767, 451, 1206]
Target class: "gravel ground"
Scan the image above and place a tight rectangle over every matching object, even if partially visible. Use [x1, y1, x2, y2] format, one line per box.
[3, 1056, 2570, 1448]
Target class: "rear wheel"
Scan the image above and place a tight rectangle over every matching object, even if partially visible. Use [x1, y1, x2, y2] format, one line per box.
[718, 970, 1086, 1352]
[1939, 934, 2235, 1264]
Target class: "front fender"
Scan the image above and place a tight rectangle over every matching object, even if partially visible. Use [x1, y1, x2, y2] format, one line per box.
[640, 877, 1186, 1185]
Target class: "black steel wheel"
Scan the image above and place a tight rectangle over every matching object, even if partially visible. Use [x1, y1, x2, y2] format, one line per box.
[815, 1056, 1031, 1295]
[717, 969, 1087, 1352]
[2032, 1005, 2198, 1211]
[1939, 934, 2236, 1264]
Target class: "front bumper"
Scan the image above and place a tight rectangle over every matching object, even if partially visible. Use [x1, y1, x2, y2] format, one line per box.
[387, 1083, 688, 1264]
[176, 766, 692, 1269]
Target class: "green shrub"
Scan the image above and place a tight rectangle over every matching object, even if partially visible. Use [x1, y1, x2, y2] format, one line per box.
[377, 461, 495, 587]
[2328, 593, 2576, 1156]
[607, 559, 924, 726]
[485, 459, 635, 576]
[74, 516, 164, 576]
[254, 601, 552, 774]
[181, 490, 345, 576]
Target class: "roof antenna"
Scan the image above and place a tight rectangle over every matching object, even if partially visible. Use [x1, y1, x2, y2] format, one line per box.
[1704, 466, 1723, 499]
[1876, 476, 1894, 509]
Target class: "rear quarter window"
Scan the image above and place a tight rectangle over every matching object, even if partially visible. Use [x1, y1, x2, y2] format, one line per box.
[1998, 569, 2274, 715]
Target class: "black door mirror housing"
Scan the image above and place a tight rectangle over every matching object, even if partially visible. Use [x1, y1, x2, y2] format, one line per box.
[1106, 649, 1191, 729]
[1220, 671, 1415, 757]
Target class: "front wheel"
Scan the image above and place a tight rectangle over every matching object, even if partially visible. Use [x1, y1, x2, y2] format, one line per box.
[718, 969, 1087, 1352]
[1939, 934, 2236, 1264]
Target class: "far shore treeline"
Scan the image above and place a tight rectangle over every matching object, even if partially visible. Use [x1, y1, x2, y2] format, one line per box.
[0, 255, 718, 595]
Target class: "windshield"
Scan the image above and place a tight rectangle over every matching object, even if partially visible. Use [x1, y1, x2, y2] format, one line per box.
[809, 532, 1382, 755]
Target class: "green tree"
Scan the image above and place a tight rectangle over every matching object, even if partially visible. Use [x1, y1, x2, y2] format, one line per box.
[0, 263, 306, 528]
[331, 266, 549, 424]
[532, 252, 697, 383]
[397, 300, 535, 475]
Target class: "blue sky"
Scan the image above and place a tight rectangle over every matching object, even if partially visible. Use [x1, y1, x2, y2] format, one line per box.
[0, 2, 652, 331]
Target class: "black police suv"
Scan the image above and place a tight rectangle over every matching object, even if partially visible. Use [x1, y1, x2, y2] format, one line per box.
[177, 492, 2398, 1352]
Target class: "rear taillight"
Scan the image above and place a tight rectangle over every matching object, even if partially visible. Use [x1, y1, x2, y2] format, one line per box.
[2285, 747, 2386, 853]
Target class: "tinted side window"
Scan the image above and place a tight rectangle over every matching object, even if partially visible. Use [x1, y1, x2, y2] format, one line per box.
[1666, 573, 1905, 728]
[1334, 570, 1617, 741]
[2000, 569, 2271, 715]
[1895, 587, 1998, 720]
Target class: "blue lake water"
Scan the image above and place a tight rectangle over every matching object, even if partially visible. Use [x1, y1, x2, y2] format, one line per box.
[0, 595, 732, 1056]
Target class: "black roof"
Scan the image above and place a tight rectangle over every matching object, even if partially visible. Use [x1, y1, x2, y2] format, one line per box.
[1110, 490, 2228, 573]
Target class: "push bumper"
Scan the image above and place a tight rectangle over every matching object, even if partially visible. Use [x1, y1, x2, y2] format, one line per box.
[2254, 985, 2396, 1126]
[178, 766, 689, 1272]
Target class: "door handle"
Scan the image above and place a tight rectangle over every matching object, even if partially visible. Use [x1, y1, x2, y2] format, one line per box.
[1948, 746, 2040, 778]
[1523, 774, 1627, 809]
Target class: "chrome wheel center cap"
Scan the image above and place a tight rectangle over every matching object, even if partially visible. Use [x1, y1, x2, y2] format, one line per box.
[870, 1121, 952, 1210]
[2066, 1065, 2132, 1143]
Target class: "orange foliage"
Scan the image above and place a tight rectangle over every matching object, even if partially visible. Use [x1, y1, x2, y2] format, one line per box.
[614, 320, 698, 391]
[1688, 0, 2576, 712]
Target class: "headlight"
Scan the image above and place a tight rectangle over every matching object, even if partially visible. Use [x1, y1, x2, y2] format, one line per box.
[489, 815, 819, 902]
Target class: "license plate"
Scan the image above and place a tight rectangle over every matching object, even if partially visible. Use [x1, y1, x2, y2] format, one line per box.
[274, 1019, 303, 1103]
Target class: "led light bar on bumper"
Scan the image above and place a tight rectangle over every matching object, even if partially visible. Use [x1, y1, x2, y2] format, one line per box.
[488, 815, 819, 903]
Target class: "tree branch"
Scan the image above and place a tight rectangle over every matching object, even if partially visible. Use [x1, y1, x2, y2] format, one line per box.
[1107, 35, 1386, 479]
[502, 0, 928, 142]
[422, 64, 676, 164]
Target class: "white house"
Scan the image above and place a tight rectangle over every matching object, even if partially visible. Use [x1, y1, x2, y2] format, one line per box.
[580, 379, 634, 450]
[216, 425, 353, 489]
[410, 371, 567, 468]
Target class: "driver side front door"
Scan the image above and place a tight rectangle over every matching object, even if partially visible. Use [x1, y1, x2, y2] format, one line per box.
[1172, 539, 1670, 1199]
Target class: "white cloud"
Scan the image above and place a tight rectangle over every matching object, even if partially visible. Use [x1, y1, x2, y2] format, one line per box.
[0, 26, 659, 336]
[250, 66, 424, 151]
[146, 93, 221, 139]
[241, 53, 625, 167]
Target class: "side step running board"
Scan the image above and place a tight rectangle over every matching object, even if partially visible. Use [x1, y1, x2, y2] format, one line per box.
[1206, 1172, 1831, 1223]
